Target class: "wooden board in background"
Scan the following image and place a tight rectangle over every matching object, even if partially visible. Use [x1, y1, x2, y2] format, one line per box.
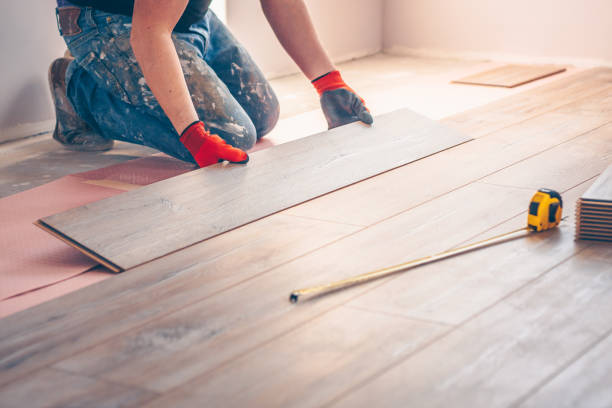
[37, 109, 470, 272]
[452, 64, 566, 88]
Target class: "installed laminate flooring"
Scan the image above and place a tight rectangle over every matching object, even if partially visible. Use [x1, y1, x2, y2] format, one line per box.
[1, 65, 612, 407]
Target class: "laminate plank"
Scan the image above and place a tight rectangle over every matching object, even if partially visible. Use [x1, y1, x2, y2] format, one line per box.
[576, 234, 612, 242]
[579, 200, 612, 208]
[576, 227, 612, 235]
[332, 244, 612, 408]
[442, 67, 612, 138]
[50, 183, 541, 393]
[519, 326, 612, 408]
[581, 164, 612, 202]
[482, 122, 612, 190]
[38, 109, 470, 272]
[285, 87, 612, 226]
[452, 64, 566, 88]
[577, 217, 612, 226]
[0, 368, 155, 408]
[0, 214, 358, 387]
[142, 307, 447, 408]
[577, 205, 612, 214]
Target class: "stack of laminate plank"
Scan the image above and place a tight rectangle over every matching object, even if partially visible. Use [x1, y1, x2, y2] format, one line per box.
[576, 164, 612, 242]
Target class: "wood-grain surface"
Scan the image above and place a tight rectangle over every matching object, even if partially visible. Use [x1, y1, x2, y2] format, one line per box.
[38, 108, 470, 271]
[452, 64, 566, 88]
[581, 164, 612, 202]
[2, 66, 612, 408]
[444, 67, 612, 138]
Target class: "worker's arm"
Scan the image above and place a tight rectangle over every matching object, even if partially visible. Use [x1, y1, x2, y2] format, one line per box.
[131, 0, 248, 166]
[260, 0, 373, 129]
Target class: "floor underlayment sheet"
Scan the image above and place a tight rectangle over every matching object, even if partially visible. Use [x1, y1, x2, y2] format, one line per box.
[0, 155, 197, 317]
[37, 108, 471, 272]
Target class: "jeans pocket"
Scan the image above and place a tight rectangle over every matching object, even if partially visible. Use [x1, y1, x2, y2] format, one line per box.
[81, 51, 130, 104]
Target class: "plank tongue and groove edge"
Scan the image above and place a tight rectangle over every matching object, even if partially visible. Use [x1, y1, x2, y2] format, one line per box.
[36, 108, 471, 272]
[580, 164, 612, 202]
[576, 164, 612, 241]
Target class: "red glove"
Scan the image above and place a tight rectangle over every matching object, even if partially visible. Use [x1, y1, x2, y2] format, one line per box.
[312, 70, 373, 129]
[180, 121, 249, 167]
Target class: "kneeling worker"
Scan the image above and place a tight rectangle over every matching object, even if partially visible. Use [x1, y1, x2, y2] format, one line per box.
[50, 0, 373, 167]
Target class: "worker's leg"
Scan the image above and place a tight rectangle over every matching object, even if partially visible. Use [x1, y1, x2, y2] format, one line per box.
[60, 7, 257, 162]
[193, 11, 280, 139]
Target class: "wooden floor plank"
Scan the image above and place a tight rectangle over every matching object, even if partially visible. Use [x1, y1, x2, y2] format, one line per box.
[141, 307, 447, 408]
[331, 243, 612, 408]
[0, 215, 358, 387]
[0, 368, 156, 408]
[452, 64, 566, 88]
[519, 322, 612, 408]
[49, 183, 539, 393]
[581, 164, 612, 202]
[482, 123, 612, 190]
[285, 87, 612, 226]
[38, 109, 469, 271]
[443, 67, 612, 138]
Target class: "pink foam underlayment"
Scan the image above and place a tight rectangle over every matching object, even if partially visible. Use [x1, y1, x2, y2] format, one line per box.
[0, 177, 119, 306]
[0, 142, 274, 318]
[0, 155, 194, 317]
[0, 268, 110, 319]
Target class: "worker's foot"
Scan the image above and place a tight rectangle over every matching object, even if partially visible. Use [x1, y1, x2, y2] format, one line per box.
[48, 57, 114, 152]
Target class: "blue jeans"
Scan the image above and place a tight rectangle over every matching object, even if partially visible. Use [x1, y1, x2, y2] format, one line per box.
[59, 7, 279, 163]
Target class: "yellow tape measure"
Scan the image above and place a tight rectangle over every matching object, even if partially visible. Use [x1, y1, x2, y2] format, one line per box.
[290, 188, 563, 303]
[527, 188, 563, 232]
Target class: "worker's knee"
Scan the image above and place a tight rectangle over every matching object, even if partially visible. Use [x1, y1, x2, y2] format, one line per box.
[253, 92, 280, 139]
[207, 115, 257, 151]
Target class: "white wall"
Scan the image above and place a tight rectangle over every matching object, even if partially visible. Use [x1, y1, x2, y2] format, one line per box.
[227, 0, 383, 78]
[6, 0, 610, 143]
[0, 0, 381, 142]
[0, 2, 66, 143]
[383, 0, 612, 66]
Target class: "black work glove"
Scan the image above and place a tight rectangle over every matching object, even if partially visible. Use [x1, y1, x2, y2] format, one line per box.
[312, 70, 374, 129]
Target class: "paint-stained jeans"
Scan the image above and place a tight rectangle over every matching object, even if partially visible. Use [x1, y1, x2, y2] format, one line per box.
[59, 7, 279, 163]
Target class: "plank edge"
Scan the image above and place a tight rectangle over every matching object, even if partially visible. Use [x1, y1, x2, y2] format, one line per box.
[34, 220, 123, 273]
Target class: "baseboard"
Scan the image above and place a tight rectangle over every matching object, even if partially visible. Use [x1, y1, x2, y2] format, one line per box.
[0, 120, 54, 145]
[384, 46, 612, 68]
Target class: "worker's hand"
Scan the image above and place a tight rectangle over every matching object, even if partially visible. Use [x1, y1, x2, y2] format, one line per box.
[180, 121, 249, 167]
[312, 70, 373, 129]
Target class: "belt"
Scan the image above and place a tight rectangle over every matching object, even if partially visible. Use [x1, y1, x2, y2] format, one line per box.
[56, 6, 83, 36]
